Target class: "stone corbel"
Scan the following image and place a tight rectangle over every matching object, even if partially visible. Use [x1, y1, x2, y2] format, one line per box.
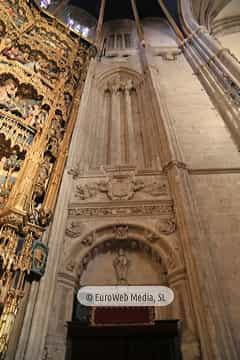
[154, 48, 182, 61]
[162, 160, 187, 174]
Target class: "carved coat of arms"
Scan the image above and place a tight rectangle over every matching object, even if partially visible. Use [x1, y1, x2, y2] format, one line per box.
[75, 166, 168, 201]
[105, 175, 144, 200]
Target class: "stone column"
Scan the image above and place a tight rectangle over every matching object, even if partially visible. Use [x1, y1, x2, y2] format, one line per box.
[105, 88, 112, 166]
[169, 271, 201, 360]
[130, 87, 145, 168]
[120, 86, 129, 164]
[178, 0, 240, 86]
[130, 0, 145, 45]
[125, 84, 137, 165]
[89, 85, 103, 168]
[99, 89, 110, 167]
[110, 86, 121, 166]
[95, 0, 106, 46]
[44, 273, 76, 360]
[138, 45, 238, 359]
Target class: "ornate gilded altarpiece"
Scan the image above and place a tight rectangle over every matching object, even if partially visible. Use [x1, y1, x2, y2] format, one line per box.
[0, 1, 95, 358]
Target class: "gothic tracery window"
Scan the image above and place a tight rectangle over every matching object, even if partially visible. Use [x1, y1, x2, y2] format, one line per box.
[105, 33, 133, 50]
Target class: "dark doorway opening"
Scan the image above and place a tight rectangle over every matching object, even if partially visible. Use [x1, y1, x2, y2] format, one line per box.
[66, 320, 182, 360]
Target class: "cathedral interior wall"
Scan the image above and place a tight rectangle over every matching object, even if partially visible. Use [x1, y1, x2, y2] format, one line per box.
[142, 18, 178, 48]
[212, 0, 240, 59]
[216, 32, 240, 60]
[152, 53, 240, 169]
[4, 9, 239, 359]
[215, 0, 240, 20]
[148, 19, 240, 352]
[54, 18, 240, 355]
[191, 173, 240, 351]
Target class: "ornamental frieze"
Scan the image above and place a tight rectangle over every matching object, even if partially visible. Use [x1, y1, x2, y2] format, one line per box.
[68, 202, 173, 218]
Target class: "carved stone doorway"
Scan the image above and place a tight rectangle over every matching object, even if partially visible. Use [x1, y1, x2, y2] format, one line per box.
[66, 320, 182, 360]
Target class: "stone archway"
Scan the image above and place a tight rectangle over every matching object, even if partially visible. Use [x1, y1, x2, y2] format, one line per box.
[64, 221, 181, 279]
[73, 235, 170, 328]
[43, 222, 200, 360]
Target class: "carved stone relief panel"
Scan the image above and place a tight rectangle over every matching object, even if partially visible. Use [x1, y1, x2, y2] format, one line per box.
[70, 167, 170, 203]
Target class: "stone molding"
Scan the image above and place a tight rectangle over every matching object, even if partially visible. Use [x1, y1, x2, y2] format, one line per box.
[63, 222, 180, 278]
[67, 201, 174, 218]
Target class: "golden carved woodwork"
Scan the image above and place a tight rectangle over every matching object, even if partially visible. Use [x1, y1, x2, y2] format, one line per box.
[0, 1, 95, 358]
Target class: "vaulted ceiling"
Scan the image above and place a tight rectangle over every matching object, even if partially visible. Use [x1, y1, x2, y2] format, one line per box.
[69, 0, 179, 22]
[39, 0, 239, 38]
[190, 0, 235, 25]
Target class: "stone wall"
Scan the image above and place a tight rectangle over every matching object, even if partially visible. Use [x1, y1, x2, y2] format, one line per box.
[148, 16, 240, 354]
[15, 15, 240, 360]
[191, 173, 240, 352]
[217, 32, 240, 60]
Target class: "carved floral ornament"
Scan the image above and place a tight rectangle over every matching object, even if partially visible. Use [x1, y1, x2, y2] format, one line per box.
[65, 224, 179, 276]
